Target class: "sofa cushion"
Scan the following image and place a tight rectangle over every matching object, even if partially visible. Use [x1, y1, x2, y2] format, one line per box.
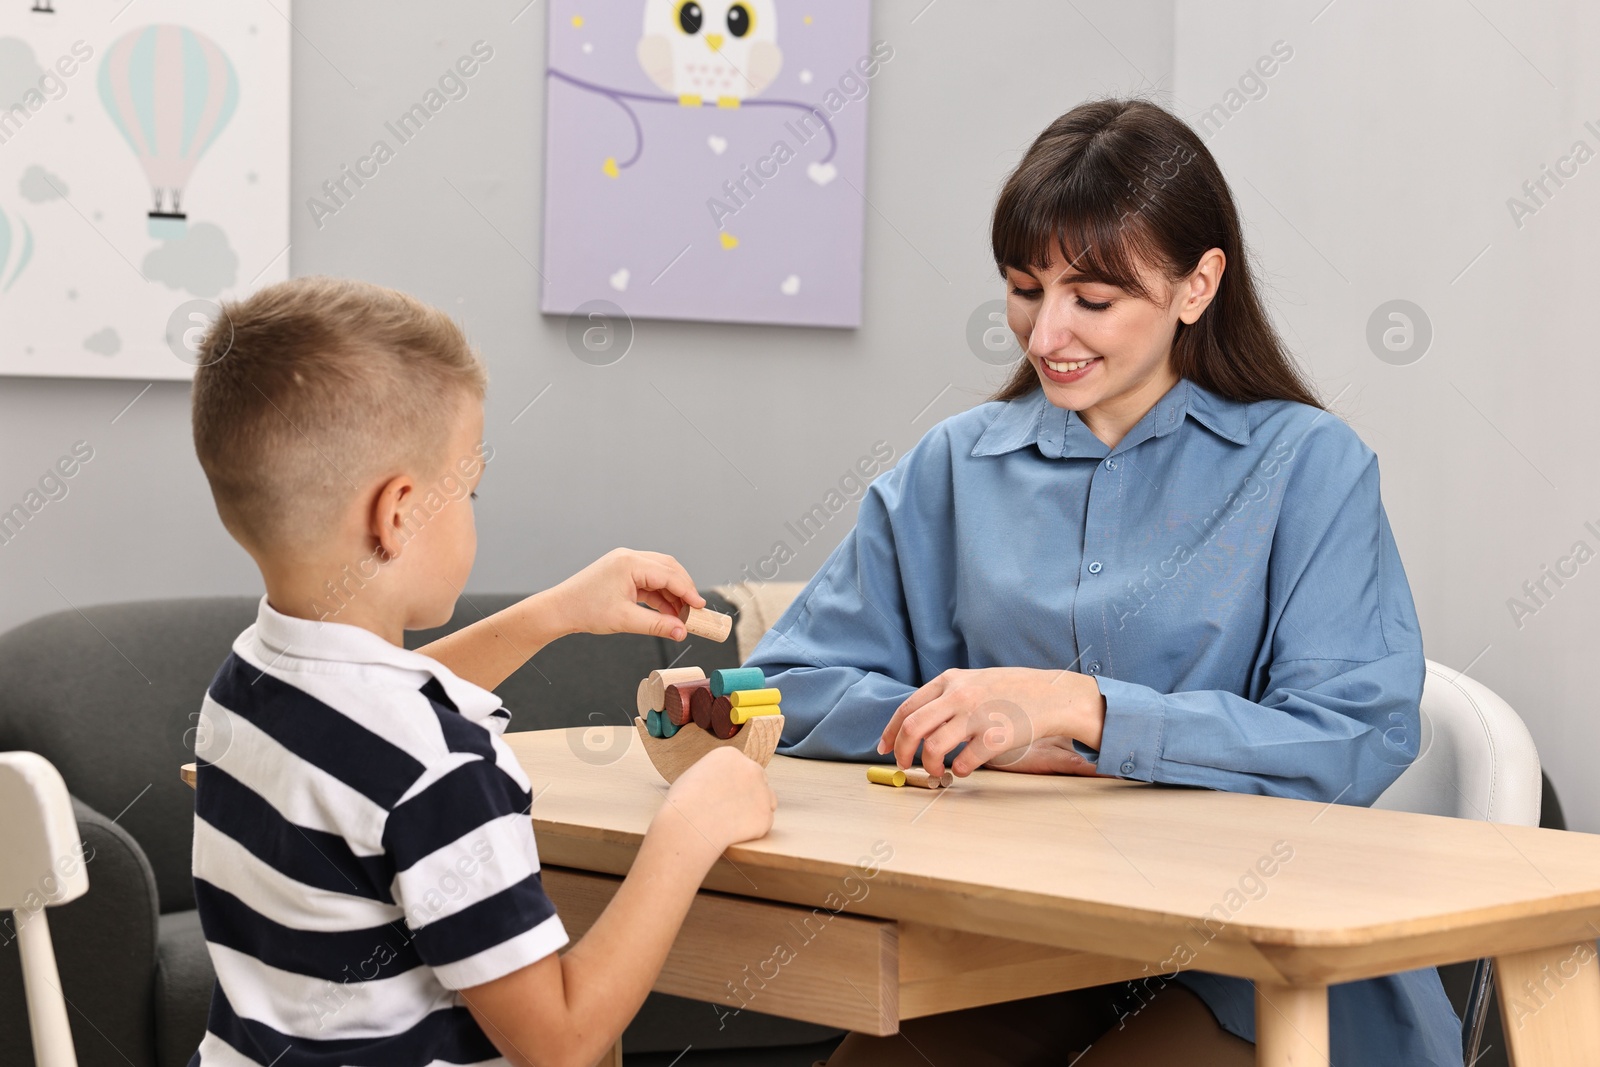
[0, 598, 261, 914]
[155, 910, 212, 1067]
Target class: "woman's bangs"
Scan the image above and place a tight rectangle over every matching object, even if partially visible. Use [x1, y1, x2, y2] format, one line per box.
[994, 176, 1159, 299]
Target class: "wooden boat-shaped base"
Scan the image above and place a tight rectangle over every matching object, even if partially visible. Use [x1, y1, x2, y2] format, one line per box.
[634, 715, 784, 784]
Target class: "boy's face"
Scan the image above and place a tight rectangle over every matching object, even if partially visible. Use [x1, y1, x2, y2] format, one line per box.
[401, 397, 487, 629]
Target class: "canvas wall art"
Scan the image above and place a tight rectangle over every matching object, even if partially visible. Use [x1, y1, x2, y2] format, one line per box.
[0, 0, 290, 380]
[541, 0, 881, 329]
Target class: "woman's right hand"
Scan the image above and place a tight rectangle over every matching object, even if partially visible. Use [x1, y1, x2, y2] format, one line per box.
[661, 748, 777, 859]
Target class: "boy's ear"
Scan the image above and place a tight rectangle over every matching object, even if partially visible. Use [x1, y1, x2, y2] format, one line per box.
[372, 473, 416, 561]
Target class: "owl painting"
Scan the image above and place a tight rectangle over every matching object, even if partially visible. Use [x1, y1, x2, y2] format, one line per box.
[638, 0, 783, 106]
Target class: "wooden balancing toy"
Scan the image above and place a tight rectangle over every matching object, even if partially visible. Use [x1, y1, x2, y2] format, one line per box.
[634, 612, 784, 784]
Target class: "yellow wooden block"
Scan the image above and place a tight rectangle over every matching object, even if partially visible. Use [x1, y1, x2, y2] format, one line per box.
[730, 703, 781, 725]
[867, 766, 906, 788]
[728, 688, 781, 708]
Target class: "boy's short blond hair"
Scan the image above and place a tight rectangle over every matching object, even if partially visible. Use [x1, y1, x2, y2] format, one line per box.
[192, 276, 487, 551]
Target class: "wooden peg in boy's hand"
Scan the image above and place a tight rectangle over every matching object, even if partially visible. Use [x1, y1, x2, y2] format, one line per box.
[678, 603, 733, 642]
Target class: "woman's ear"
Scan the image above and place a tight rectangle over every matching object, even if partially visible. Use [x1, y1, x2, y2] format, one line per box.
[1178, 248, 1227, 325]
[371, 473, 415, 563]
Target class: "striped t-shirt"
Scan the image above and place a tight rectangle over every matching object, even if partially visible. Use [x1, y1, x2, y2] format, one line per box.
[188, 596, 568, 1067]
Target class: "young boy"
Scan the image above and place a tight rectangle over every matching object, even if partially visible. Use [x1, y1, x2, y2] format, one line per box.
[187, 275, 776, 1067]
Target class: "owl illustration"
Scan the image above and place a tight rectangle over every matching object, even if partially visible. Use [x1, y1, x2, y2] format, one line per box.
[638, 0, 783, 106]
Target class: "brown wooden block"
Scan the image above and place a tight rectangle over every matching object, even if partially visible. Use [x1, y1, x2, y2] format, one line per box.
[709, 695, 740, 740]
[678, 604, 733, 642]
[664, 679, 710, 727]
[690, 685, 715, 731]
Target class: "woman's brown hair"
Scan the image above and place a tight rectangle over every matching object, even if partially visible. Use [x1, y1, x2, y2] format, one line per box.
[990, 98, 1321, 409]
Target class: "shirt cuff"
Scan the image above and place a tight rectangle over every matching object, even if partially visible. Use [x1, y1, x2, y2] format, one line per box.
[1071, 675, 1166, 781]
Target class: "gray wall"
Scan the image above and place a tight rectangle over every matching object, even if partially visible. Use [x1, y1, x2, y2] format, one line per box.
[1173, 0, 1600, 833]
[6, 0, 1596, 833]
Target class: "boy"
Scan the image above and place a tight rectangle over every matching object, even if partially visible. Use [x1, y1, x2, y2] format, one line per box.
[187, 275, 776, 1067]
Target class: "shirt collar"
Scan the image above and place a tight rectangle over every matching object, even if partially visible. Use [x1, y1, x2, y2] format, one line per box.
[245, 595, 511, 732]
[971, 377, 1251, 460]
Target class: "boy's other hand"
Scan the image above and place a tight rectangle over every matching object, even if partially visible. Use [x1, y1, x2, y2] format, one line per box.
[549, 548, 706, 641]
[662, 748, 777, 858]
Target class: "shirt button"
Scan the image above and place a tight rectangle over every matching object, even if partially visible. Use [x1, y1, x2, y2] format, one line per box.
[1105, 458, 1117, 470]
[1087, 661, 1101, 674]
[1087, 561, 1102, 574]
[1120, 760, 1136, 775]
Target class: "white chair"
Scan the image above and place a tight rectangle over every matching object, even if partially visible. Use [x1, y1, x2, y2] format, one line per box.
[0, 752, 89, 1067]
[1372, 660, 1543, 1067]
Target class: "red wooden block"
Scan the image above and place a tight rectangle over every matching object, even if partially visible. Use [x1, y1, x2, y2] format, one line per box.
[709, 695, 741, 740]
[664, 679, 710, 727]
[690, 685, 715, 731]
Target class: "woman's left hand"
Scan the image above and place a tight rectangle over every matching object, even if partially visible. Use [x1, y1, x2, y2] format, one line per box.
[876, 667, 1111, 778]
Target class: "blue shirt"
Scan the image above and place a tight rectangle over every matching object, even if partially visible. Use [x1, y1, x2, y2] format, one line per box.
[746, 378, 1462, 1066]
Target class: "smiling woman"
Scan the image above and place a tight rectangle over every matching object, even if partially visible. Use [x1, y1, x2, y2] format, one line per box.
[746, 98, 1465, 1067]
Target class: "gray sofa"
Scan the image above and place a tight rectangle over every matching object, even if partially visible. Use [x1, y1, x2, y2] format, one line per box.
[0, 593, 840, 1067]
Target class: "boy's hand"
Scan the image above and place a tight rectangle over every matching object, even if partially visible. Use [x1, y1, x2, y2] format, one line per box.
[548, 548, 706, 641]
[660, 748, 777, 860]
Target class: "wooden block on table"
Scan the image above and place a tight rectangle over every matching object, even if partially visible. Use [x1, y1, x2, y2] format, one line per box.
[867, 766, 906, 787]
[678, 604, 733, 642]
[904, 768, 954, 789]
[867, 766, 954, 789]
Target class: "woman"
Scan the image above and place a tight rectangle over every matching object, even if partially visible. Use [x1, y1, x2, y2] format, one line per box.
[745, 99, 1462, 1066]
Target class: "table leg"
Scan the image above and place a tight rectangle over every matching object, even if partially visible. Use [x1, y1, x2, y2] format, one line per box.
[1494, 941, 1600, 1066]
[591, 1039, 622, 1067]
[1253, 981, 1328, 1066]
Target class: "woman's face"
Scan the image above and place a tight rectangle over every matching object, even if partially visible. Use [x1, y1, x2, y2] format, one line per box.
[1004, 247, 1222, 422]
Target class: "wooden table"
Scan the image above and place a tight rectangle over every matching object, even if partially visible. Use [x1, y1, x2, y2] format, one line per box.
[507, 727, 1600, 1066]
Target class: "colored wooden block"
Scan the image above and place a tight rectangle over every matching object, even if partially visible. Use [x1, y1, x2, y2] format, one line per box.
[728, 688, 781, 708]
[664, 679, 710, 727]
[690, 685, 715, 731]
[645, 666, 707, 712]
[867, 766, 906, 787]
[645, 710, 663, 738]
[710, 667, 765, 698]
[709, 695, 739, 740]
[679, 604, 733, 642]
[730, 703, 781, 725]
[659, 716, 679, 739]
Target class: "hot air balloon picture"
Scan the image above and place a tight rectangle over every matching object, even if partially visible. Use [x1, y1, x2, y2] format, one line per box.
[0, 204, 33, 294]
[98, 25, 238, 239]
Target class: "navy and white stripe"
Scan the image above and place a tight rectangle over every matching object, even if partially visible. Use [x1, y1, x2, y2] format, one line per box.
[189, 597, 566, 1067]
